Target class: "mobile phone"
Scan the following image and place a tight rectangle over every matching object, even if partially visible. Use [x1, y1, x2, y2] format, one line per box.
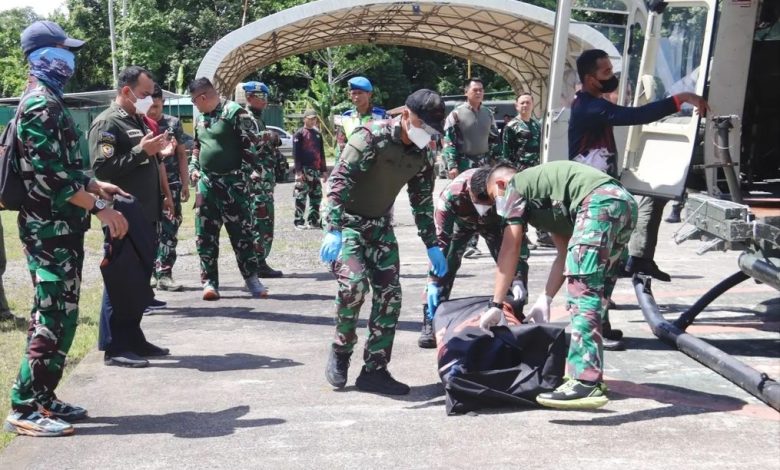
[165, 128, 174, 141]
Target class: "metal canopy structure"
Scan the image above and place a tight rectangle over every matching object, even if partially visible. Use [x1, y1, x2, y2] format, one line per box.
[196, 0, 621, 108]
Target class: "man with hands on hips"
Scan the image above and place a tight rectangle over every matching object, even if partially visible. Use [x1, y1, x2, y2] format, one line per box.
[320, 89, 448, 396]
[473, 161, 637, 410]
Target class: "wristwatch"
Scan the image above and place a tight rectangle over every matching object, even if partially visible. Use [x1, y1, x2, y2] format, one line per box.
[487, 300, 503, 309]
[90, 198, 107, 214]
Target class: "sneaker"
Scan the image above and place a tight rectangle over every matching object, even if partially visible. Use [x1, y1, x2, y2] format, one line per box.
[536, 231, 555, 248]
[202, 285, 220, 301]
[603, 337, 626, 351]
[257, 261, 283, 278]
[157, 276, 182, 292]
[625, 256, 671, 282]
[417, 306, 436, 349]
[307, 222, 322, 230]
[603, 321, 623, 340]
[149, 277, 158, 288]
[147, 298, 168, 310]
[536, 379, 608, 409]
[463, 246, 481, 259]
[355, 367, 410, 395]
[294, 223, 306, 231]
[104, 351, 149, 368]
[325, 348, 351, 389]
[45, 399, 88, 421]
[4, 410, 74, 437]
[245, 275, 269, 298]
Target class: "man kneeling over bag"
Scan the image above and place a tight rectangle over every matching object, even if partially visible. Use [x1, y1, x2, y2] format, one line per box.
[473, 161, 637, 409]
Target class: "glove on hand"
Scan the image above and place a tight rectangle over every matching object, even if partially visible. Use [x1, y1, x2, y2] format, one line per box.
[526, 293, 552, 323]
[479, 306, 507, 334]
[426, 283, 440, 319]
[511, 280, 527, 304]
[427, 246, 448, 277]
[319, 231, 343, 263]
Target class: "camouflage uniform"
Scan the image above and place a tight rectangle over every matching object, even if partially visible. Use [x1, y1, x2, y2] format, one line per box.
[501, 161, 637, 383]
[500, 116, 541, 170]
[11, 83, 91, 414]
[292, 126, 327, 227]
[326, 119, 436, 371]
[153, 114, 185, 279]
[441, 102, 500, 173]
[245, 106, 279, 262]
[430, 169, 528, 301]
[190, 100, 271, 288]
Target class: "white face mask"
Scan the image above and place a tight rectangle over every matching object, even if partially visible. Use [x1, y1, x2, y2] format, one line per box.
[131, 89, 154, 115]
[406, 120, 433, 149]
[474, 203, 491, 216]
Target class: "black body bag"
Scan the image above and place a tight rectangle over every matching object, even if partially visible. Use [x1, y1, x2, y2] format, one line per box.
[434, 296, 567, 415]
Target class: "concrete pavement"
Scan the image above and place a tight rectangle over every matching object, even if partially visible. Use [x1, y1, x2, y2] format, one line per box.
[1, 181, 778, 469]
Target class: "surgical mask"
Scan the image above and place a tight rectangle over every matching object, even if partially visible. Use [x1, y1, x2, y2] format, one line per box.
[598, 75, 619, 94]
[28, 47, 75, 96]
[474, 204, 491, 217]
[131, 89, 154, 114]
[406, 120, 433, 149]
[495, 195, 508, 217]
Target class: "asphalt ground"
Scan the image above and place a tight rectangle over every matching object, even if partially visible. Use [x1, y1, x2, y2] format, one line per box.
[1, 180, 778, 469]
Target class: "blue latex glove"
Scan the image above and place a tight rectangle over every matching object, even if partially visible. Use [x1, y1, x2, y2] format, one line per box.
[426, 283, 440, 319]
[320, 230, 343, 263]
[427, 246, 448, 277]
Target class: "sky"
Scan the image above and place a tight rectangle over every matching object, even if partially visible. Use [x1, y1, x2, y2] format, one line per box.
[0, 0, 66, 17]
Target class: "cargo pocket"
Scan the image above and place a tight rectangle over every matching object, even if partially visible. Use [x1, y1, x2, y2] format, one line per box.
[34, 266, 65, 314]
[566, 210, 611, 277]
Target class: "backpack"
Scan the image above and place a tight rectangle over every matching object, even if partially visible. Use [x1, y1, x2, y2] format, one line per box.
[0, 107, 27, 211]
[434, 296, 567, 415]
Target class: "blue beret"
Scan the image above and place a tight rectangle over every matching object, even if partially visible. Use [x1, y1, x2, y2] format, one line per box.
[348, 76, 373, 92]
[242, 81, 270, 94]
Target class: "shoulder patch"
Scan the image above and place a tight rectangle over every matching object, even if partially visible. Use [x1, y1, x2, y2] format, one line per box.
[238, 114, 257, 131]
[99, 131, 116, 143]
[101, 143, 115, 158]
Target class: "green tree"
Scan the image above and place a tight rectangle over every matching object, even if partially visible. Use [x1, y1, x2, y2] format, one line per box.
[0, 8, 40, 97]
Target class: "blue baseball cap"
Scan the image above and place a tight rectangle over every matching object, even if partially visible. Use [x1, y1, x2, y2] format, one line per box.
[348, 76, 373, 93]
[242, 81, 270, 95]
[21, 21, 85, 56]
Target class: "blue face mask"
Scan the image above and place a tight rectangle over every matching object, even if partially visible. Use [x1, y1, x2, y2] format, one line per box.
[28, 47, 76, 95]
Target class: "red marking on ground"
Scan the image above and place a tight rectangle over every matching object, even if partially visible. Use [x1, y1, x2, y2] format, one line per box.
[604, 378, 780, 421]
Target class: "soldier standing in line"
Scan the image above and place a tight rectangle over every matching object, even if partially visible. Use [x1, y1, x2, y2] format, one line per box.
[500, 92, 553, 248]
[292, 109, 328, 229]
[6, 21, 128, 437]
[147, 84, 189, 291]
[188, 78, 271, 301]
[475, 161, 638, 409]
[320, 89, 448, 395]
[417, 168, 530, 349]
[90, 66, 173, 368]
[242, 81, 283, 279]
[441, 77, 499, 258]
[333, 76, 388, 159]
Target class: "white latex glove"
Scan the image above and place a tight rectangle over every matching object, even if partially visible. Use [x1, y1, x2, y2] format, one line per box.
[511, 280, 527, 304]
[526, 294, 552, 324]
[479, 306, 507, 334]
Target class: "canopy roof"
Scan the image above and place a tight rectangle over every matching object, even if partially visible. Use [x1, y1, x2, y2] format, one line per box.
[196, 0, 622, 107]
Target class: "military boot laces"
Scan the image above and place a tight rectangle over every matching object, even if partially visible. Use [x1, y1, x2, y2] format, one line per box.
[326, 349, 351, 389]
[355, 367, 410, 396]
[417, 306, 436, 349]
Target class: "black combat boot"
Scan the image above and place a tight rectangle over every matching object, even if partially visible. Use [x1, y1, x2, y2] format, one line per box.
[257, 260, 283, 278]
[325, 348, 351, 389]
[624, 256, 671, 282]
[603, 320, 625, 351]
[665, 204, 682, 223]
[418, 305, 436, 349]
[355, 367, 410, 395]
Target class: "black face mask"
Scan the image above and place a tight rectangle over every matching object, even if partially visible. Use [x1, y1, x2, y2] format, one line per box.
[598, 75, 619, 94]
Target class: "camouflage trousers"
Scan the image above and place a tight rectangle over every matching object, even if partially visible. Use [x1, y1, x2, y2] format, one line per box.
[455, 154, 489, 173]
[11, 233, 84, 413]
[430, 220, 529, 303]
[329, 214, 401, 371]
[195, 174, 259, 288]
[250, 177, 275, 263]
[565, 183, 637, 382]
[293, 167, 323, 227]
[154, 181, 183, 278]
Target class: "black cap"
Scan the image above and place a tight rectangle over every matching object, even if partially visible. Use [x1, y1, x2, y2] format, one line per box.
[21, 21, 85, 56]
[405, 89, 445, 134]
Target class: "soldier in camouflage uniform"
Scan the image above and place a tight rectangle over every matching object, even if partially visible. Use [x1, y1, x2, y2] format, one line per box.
[189, 78, 273, 301]
[441, 78, 500, 259]
[147, 85, 189, 291]
[333, 76, 389, 160]
[417, 168, 530, 349]
[292, 109, 327, 228]
[6, 21, 129, 437]
[476, 161, 637, 410]
[242, 81, 283, 278]
[320, 89, 448, 395]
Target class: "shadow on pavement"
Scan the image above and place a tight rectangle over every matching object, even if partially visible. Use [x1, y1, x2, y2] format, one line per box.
[624, 335, 779, 357]
[549, 381, 748, 426]
[283, 272, 334, 281]
[269, 293, 333, 301]
[152, 353, 303, 372]
[77, 405, 284, 438]
[336, 382, 445, 404]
